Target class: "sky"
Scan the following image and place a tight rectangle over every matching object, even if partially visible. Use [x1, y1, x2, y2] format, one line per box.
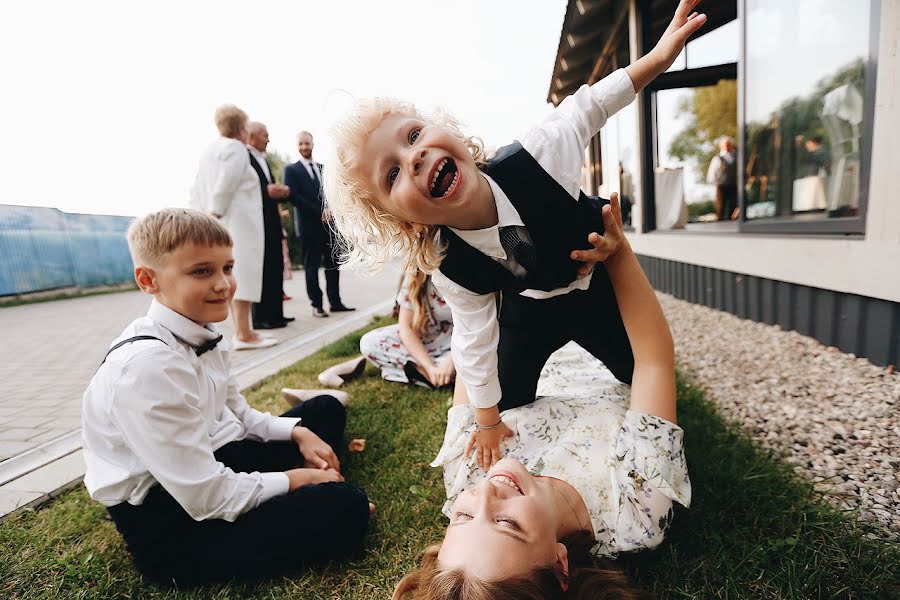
[1, 0, 566, 217]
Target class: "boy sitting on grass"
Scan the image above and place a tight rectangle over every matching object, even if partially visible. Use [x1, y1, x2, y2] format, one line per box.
[82, 208, 372, 585]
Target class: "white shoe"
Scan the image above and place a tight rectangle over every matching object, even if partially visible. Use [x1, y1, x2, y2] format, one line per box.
[282, 388, 350, 407]
[317, 356, 367, 387]
[232, 337, 278, 351]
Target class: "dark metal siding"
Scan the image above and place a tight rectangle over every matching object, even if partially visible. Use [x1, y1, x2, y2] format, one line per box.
[637, 254, 899, 368]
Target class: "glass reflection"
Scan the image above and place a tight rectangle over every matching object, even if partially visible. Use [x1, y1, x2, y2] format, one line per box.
[744, 0, 870, 221]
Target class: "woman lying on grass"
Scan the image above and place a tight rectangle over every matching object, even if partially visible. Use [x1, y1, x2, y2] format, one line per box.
[394, 195, 691, 599]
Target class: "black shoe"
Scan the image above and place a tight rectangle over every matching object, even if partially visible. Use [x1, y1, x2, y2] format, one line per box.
[404, 361, 435, 390]
[283, 317, 296, 322]
[253, 320, 288, 329]
[329, 304, 356, 312]
[312, 307, 329, 318]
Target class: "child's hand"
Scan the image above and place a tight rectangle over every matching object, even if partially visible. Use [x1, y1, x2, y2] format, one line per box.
[427, 357, 456, 388]
[292, 426, 341, 472]
[465, 421, 514, 471]
[285, 467, 344, 491]
[651, 0, 707, 71]
[571, 193, 627, 277]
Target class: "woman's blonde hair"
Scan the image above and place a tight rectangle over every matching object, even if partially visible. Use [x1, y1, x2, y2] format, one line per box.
[324, 97, 488, 275]
[393, 532, 650, 600]
[214, 104, 248, 140]
[406, 269, 432, 335]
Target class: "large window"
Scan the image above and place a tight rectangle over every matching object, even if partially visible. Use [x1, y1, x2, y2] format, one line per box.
[742, 0, 877, 232]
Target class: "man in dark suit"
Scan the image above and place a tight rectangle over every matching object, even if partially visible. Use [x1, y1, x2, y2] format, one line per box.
[284, 131, 354, 318]
[247, 122, 293, 328]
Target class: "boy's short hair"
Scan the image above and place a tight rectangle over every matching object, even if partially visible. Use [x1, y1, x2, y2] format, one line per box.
[127, 208, 232, 268]
[324, 98, 488, 276]
[214, 104, 248, 139]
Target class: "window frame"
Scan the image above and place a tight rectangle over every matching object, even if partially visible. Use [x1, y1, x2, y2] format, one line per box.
[736, 0, 881, 236]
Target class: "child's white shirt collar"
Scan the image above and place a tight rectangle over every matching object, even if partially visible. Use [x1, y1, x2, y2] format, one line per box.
[447, 172, 524, 260]
[147, 300, 221, 348]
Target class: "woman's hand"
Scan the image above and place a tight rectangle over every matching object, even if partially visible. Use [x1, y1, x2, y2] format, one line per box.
[571, 193, 627, 276]
[292, 426, 341, 472]
[285, 467, 344, 492]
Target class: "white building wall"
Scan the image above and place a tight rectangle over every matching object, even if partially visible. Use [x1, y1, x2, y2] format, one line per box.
[627, 0, 900, 304]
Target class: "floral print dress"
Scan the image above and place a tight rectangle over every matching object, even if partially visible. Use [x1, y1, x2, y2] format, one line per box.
[431, 342, 692, 556]
[359, 279, 453, 384]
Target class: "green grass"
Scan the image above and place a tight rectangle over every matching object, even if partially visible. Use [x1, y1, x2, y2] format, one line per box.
[1, 317, 898, 599]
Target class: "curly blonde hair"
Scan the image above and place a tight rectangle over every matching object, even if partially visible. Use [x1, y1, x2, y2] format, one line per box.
[323, 98, 489, 275]
[214, 104, 248, 140]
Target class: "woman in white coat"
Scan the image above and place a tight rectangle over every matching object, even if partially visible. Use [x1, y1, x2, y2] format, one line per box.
[191, 105, 276, 350]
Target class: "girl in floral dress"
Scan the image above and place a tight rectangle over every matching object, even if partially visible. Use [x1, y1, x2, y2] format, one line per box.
[359, 269, 454, 388]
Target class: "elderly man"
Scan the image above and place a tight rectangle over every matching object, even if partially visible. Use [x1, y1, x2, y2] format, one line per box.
[247, 122, 293, 328]
[284, 131, 353, 318]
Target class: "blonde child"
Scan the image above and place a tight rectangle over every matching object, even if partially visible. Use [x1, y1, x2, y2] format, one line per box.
[324, 0, 707, 470]
[82, 208, 371, 584]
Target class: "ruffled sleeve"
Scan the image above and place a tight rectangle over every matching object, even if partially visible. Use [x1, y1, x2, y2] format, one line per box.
[608, 410, 691, 553]
[396, 282, 413, 311]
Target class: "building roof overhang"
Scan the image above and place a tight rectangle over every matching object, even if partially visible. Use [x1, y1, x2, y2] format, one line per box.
[548, 0, 737, 105]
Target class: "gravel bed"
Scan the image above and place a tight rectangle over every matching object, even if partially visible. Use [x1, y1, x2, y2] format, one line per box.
[658, 293, 900, 542]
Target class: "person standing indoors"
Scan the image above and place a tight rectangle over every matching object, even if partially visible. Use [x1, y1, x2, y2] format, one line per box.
[190, 105, 276, 350]
[284, 131, 354, 318]
[706, 136, 738, 221]
[246, 121, 294, 329]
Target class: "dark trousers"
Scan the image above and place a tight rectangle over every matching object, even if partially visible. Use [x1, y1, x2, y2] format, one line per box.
[716, 185, 737, 221]
[302, 230, 341, 309]
[253, 235, 286, 324]
[106, 396, 369, 585]
[497, 268, 634, 411]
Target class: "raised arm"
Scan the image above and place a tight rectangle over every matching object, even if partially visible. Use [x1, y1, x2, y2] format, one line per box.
[625, 0, 707, 93]
[589, 194, 677, 423]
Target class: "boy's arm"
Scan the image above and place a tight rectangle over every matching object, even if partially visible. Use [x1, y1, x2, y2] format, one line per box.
[109, 351, 290, 521]
[589, 194, 677, 422]
[224, 370, 301, 442]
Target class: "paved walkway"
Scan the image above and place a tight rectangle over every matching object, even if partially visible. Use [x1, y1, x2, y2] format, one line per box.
[0, 267, 400, 517]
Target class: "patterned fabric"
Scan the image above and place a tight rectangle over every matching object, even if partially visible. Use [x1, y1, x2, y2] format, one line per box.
[281, 236, 293, 280]
[359, 279, 453, 383]
[431, 343, 691, 557]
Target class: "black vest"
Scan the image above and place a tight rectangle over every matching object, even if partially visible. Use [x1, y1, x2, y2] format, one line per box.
[438, 142, 608, 295]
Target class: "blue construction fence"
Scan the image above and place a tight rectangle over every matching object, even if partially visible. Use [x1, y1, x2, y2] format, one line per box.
[0, 204, 135, 296]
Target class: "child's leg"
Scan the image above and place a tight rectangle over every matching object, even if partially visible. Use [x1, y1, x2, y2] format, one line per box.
[359, 324, 414, 383]
[497, 294, 570, 411]
[569, 272, 635, 384]
[109, 477, 370, 584]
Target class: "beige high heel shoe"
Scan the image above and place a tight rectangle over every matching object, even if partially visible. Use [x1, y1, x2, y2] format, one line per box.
[317, 356, 367, 387]
[281, 388, 350, 407]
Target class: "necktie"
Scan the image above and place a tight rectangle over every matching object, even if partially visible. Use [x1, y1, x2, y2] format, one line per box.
[499, 226, 538, 273]
[195, 334, 223, 356]
[309, 163, 319, 184]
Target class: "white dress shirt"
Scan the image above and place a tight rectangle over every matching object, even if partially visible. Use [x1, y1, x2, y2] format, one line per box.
[430, 68, 637, 409]
[248, 145, 272, 183]
[298, 156, 321, 181]
[82, 300, 300, 522]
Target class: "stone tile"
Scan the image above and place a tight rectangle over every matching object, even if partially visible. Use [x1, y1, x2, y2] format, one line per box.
[2, 451, 85, 496]
[0, 441, 33, 461]
[0, 488, 44, 518]
[0, 428, 39, 442]
[26, 429, 71, 444]
[2, 416, 55, 429]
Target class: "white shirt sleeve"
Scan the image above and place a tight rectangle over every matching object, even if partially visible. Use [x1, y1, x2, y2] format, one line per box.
[225, 371, 300, 442]
[210, 145, 249, 216]
[431, 270, 503, 409]
[706, 155, 721, 184]
[521, 68, 636, 199]
[109, 348, 289, 522]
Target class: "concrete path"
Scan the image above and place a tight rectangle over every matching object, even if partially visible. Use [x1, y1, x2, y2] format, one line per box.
[0, 267, 401, 519]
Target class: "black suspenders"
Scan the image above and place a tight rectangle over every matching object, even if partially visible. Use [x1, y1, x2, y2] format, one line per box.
[99, 336, 167, 367]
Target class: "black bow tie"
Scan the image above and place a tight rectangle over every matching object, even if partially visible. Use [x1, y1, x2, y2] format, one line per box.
[195, 334, 223, 356]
